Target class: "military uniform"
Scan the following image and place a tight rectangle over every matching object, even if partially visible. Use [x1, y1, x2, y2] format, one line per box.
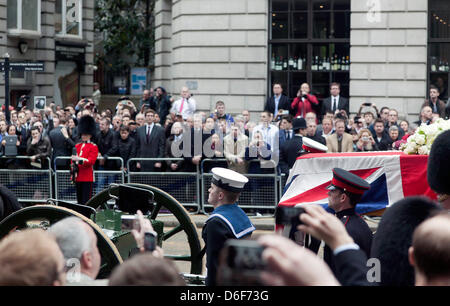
[201, 168, 255, 286]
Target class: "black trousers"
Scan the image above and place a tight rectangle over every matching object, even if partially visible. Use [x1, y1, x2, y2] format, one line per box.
[76, 182, 94, 205]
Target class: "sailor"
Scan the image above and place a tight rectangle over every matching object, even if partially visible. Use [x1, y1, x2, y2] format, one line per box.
[427, 129, 450, 210]
[71, 115, 98, 205]
[202, 167, 255, 286]
[321, 168, 373, 279]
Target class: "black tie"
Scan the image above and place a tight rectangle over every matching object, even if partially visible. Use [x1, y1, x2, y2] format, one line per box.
[333, 98, 337, 112]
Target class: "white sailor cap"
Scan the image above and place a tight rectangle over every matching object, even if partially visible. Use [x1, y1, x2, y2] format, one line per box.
[302, 137, 328, 153]
[211, 167, 249, 193]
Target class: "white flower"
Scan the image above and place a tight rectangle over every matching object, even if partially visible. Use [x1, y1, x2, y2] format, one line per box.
[415, 134, 426, 145]
[417, 145, 429, 155]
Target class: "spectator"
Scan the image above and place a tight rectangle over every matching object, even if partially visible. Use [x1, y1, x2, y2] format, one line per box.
[363, 111, 375, 127]
[245, 131, 273, 174]
[203, 133, 227, 173]
[319, 117, 334, 138]
[321, 82, 349, 119]
[136, 109, 165, 172]
[399, 120, 409, 135]
[326, 119, 353, 153]
[48, 217, 104, 286]
[265, 83, 291, 120]
[27, 125, 51, 168]
[135, 112, 145, 127]
[49, 118, 75, 170]
[211, 100, 234, 125]
[165, 122, 187, 172]
[371, 118, 389, 149]
[224, 124, 248, 174]
[415, 105, 433, 126]
[353, 116, 365, 134]
[1, 125, 21, 168]
[112, 115, 122, 133]
[233, 114, 249, 137]
[92, 82, 102, 108]
[378, 106, 390, 124]
[0, 229, 66, 286]
[355, 128, 378, 152]
[252, 111, 279, 157]
[241, 110, 250, 129]
[306, 120, 326, 145]
[170, 87, 196, 120]
[422, 85, 446, 118]
[68, 117, 78, 142]
[291, 83, 319, 119]
[385, 109, 405, 138]
[379, 125, 400, 151]
[106, 125, 136, 172]
[408, 213, 450, 286]
[278, 115, 293, 148]
[154, 87, 172, 124]
[139, 88, 156, 113]
[109, 253, 185, 286]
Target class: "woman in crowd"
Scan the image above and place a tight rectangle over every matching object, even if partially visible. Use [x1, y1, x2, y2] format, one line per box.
[355, 128, 378, 152]
[291, 83, 319, 120]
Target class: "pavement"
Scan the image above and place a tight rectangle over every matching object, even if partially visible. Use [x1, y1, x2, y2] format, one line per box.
[157, 213, 380, 232]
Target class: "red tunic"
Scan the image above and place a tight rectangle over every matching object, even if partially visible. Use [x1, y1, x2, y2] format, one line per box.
[74, 142, 98, 182]
[291, 94, 319, 119]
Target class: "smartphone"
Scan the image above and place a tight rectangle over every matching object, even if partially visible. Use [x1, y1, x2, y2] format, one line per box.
[275, 205, 305, 227]
[225, 239, 266, 271]
[121, 215, 140, 231]
[363, 103, 372, 106]
[144, 232, 157, 252]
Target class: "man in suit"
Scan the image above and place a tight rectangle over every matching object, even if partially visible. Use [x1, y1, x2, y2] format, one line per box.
[326, 119, 353, 153]
[321, 82, 349, 119]
[264, 83, 291, 120]
[278, 115, 293, 148]
[136, 109, 166, 172]
[48, 118, 75, 170]
[279, 117, 307, 175]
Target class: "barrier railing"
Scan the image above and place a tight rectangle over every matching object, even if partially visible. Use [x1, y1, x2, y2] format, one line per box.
[54, 156, 125, 203]
[0, 156, 52, 204]
[200, 158, 279, 214]
[0, 156, 288, 214]
[127, 158, 201, 213]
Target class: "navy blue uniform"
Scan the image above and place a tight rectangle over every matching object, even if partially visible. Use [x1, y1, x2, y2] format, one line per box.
[323, 208, 373, 282]
[202, 203, 255, 286]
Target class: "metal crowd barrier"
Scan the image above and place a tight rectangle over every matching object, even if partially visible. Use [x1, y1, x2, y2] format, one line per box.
[0, 156, 52, 204]
[200, 158, 279, 214]
[54, 156, 125, 203]
[0, 156, 288, 214]
[127, 158, 201, 213]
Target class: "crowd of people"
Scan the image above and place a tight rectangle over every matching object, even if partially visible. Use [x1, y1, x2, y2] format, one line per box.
[1, 82, 446, 178]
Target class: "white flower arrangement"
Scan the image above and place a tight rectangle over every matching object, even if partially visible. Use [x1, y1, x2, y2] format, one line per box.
[400, 118, 450, 155]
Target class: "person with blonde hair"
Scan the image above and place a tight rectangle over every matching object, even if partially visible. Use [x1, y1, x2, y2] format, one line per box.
[355, 128, 378, 152]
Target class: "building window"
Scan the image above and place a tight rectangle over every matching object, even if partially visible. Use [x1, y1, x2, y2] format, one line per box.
[55, 0, 83, 38]
[269, 0, 350, 103]
[7, 0, 41, 37]
[429, 0, 450, 101]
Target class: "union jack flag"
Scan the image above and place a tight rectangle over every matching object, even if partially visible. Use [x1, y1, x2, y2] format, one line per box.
[278, 151, 437, 214]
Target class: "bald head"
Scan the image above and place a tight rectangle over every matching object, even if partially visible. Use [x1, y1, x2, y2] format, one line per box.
[410, 213, 450, 285]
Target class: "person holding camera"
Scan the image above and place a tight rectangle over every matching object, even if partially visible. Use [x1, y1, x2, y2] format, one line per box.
[202, 167, 255, 286]
[291, 83, 319, 120]
[355, 129, 378, 152]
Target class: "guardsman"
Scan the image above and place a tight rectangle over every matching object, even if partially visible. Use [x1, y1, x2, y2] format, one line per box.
[323, 168, 373, 277]
[202, 167, 255, 286]
[427, 129, 450, 211]
[72, 115, 98, 205]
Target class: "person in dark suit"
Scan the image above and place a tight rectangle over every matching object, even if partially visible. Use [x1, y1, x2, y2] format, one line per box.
[321, 82, 349, 119]
[279, 117, 307, 175]
[48, 118, 75, 170]
[264, 83, 291, 120]
[278, 115, 293, 148]
[135, 109, 165, 172]
[371, 118, 389, 150]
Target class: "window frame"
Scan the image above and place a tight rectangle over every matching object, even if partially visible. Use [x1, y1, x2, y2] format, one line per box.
[55, 0, 84, 39]
[7, 0, 42, 39]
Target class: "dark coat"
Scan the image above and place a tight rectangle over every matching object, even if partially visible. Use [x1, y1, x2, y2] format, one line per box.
[96, 129, 116, 170]
[49, 126, 75, 169]
[106, 136, 136, 170]
[264, 94, 291, 117]
[321, 96, 349, 117]
[279, 135, 303, 174]
[136, 124, 166, 171]
[323, 208, 373, 279]
[26, 135, 51, 168]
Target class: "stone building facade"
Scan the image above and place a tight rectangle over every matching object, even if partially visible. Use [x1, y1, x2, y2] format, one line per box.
[0, 0, 95, 108]
[154, 0, 446, 122]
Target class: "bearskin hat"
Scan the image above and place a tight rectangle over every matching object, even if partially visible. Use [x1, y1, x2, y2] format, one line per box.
[427, 129, 450, 195]
[370, 197, 440, 286]
[78, 115, 96, 136]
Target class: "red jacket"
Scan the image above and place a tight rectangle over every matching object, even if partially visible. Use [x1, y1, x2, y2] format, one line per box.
[74, 142, 98, 182]
[291, 94, 319, 118]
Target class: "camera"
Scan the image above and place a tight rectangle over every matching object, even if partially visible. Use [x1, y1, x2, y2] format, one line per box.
[363, 102, 372, 107]
[224, 239, 266, 271]
[362, 136, 369, 142]
[275, 205, 305, 228]
[121, 215, 140, 231]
